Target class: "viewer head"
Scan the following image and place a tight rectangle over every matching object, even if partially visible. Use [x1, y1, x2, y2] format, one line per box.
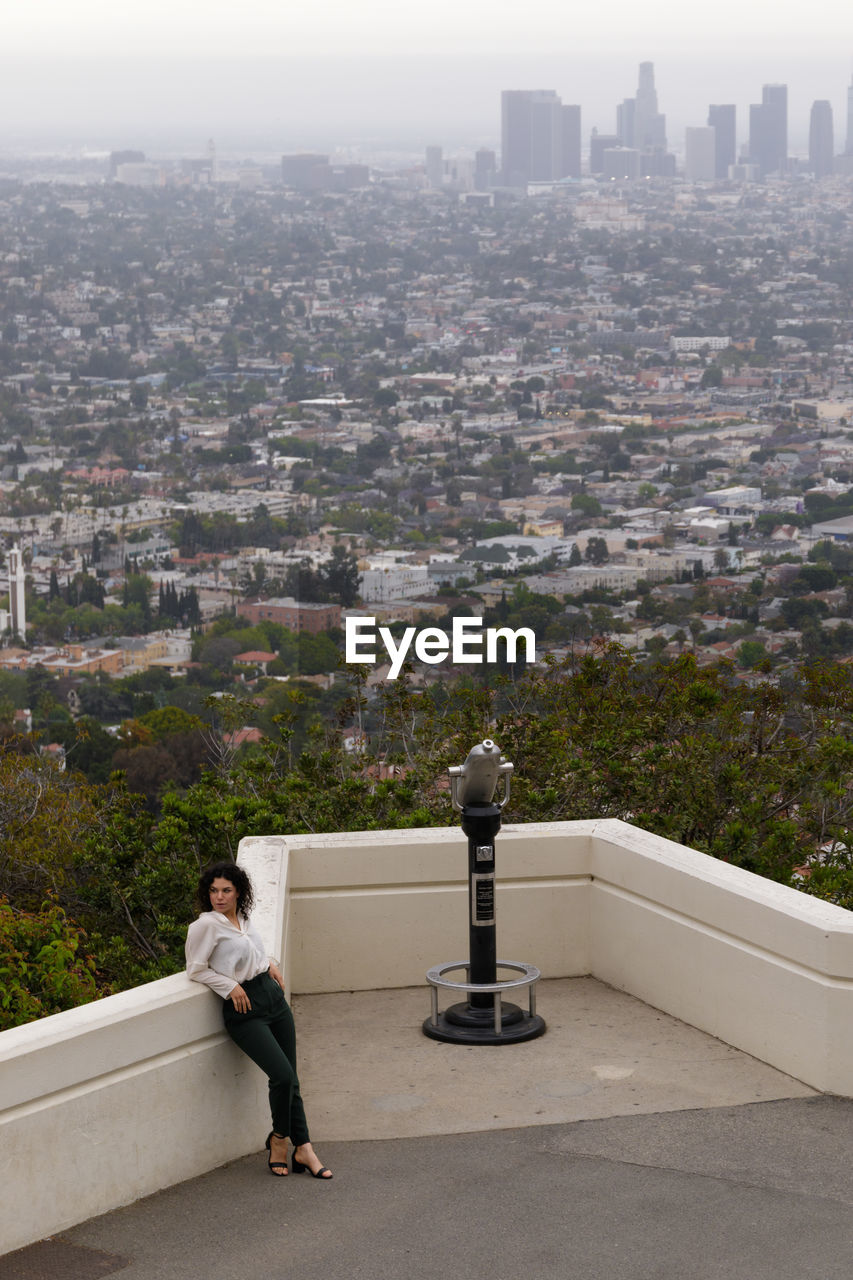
[196, 860, 255, 916]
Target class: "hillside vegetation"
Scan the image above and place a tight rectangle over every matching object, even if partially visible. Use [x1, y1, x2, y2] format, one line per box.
[3, 648, 853, 1028]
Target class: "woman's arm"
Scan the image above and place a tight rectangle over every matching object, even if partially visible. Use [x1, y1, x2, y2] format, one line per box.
[185, 916, 245, 1001]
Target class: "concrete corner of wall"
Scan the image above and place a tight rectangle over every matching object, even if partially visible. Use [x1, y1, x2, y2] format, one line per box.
[586, 817, 853, 1094]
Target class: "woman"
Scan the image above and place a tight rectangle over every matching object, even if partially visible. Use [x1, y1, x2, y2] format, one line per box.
[185, 860, 332, 1180]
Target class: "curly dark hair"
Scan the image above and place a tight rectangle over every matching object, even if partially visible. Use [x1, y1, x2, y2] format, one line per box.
[196, 861, 255, 916]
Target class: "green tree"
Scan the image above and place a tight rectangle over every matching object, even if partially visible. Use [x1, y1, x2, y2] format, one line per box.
[122, 573, 153, 629]
[0, 899, 99, 1029]
[0, 753, 103, 908]
[137, 706, 205, 740]
[320, 545, 361, 607]
[584, 536, 609, 565]
[129, 382, 149, 411]
[793, 564, 837, 594]
[737, 639, 768, 669]
[571, 493, 603, 517]
[374, 388, 398, 408]
[11, 647, 853, 1016]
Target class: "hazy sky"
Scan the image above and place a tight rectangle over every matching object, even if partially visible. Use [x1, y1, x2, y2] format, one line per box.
[1, 2, 850, 154]
[5, 0, 850, 58]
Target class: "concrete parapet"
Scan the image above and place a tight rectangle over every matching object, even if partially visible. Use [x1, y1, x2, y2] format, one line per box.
[0, 975, 268, 1255]
[238, 818, 853, 1094]
[587, 819, 853, 1094]
[3, 817, 853, 1254]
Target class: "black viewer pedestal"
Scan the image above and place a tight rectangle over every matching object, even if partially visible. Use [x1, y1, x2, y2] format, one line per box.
[423, 742, 545, 1045]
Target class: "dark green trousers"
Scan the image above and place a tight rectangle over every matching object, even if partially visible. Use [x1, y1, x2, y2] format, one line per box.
[223, 970, 310, 1146]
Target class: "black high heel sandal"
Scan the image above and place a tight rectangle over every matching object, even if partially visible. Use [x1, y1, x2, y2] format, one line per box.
[265, 1131, 288, 1176]
[292, 1149, 333, 1179]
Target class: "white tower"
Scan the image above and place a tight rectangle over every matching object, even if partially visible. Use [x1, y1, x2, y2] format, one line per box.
[8, 544, 26, 640]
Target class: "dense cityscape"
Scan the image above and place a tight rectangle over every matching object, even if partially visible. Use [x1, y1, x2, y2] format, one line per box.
[2, 67, 853, 710]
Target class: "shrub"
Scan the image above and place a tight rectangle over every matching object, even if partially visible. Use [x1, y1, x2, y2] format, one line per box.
[0, 899, 99, 1029]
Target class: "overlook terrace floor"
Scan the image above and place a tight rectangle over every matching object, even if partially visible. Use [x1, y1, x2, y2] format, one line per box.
[5, 978, 853, 1280]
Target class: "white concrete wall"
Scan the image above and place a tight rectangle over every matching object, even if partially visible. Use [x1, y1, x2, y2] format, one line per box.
[4, 816, 853, 1255]
[0, 975, 269, 1256]
[238, 824, 591, 997]
[239, 819, 853, 1096]
[588, 819, 853, 1095]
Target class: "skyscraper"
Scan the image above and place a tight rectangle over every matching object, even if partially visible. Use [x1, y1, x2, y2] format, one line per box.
[846, 72, 853, 155]
[614, 62, 671, 176]
[529, 92, 562, 180]
[634, 61, 667, 151]
[707, 104, 736, 179]
[589, 131, 621, 175]
[474, 148, 497, 191]
[425, 145, 444, 189]
[561, 104, 582, 180]
[281, 154, 331, 190]
[809, 101, 834, 178]
[685, 127, 717, 181]
[603, 147, 640, 180]
[749, 85, 787, 176]
[501, 90, 580, 186]
[617, 97, 636, 148]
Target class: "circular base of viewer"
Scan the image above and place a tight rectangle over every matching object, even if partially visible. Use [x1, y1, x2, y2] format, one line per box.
[423, 1001, 546, 1045]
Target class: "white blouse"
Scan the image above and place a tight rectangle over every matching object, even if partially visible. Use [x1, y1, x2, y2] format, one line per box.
[185, 910, 274, 1000]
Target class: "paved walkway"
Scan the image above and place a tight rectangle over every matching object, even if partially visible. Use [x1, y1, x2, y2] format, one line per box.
[5, 979, 853, 1280]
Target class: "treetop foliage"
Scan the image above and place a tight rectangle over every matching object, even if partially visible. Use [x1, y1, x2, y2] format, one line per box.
[4, 649, 853, 1025]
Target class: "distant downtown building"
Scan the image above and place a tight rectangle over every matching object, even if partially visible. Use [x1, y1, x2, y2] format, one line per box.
[281, 154, 369, 192]
[613, 62, 675, 177]
[561, 105, 582, 182]
[749, 84, 787, 176]
[618, 61, 667, 152]
[281, 154, 330, 190]
[707, 104, 736, 179]
[809, 100, 834, 178]
[684, 126, 716, 181]
[500, 89, 581, 186]
[474, 148, 497, 191]
[602, 146, 640, 181]
[589, 132, 621, 175]
[425, 145, 443, 189]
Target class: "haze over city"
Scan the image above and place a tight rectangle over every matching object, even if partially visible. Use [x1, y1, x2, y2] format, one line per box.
[0, 1, 850, 154]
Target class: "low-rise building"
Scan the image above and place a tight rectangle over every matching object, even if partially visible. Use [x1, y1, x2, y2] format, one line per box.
[237, 597, 340, 633]
[0, 644, 124, 677]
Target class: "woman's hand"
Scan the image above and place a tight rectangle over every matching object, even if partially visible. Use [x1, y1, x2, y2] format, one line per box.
[269, 962, 285, 993]
[229, 983, 251, 1013]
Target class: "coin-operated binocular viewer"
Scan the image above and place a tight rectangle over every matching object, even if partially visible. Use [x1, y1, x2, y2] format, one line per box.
[423, 740, 546, 1044]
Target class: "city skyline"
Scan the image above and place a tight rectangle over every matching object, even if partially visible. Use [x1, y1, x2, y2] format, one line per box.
[0, 54, 851, 161]
[0, 0, 851, 157]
